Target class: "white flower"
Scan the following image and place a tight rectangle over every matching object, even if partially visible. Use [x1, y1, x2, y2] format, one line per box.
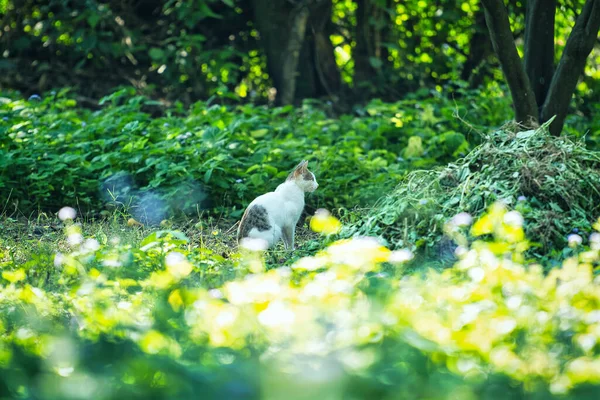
[503, 211, 524, 227]
[568, 234, 583, 247]
[67, 233, 83, 246]
[450, 212, 473, 227]
[454, 246, 468, 257]
[82, 238, 100, 252]
[468, 267, 485, 282]
[258, 301, 295, 328]
[165, 251, 185, 266]
[590, 232, 600, 250]
[58, 207, 77, 221]
[54, 253, 64, 267]
[102, 257, 122, 268]
[389, 249, 414, 263]
[239, 237, 268, 252]
[494, 318, 517, 335]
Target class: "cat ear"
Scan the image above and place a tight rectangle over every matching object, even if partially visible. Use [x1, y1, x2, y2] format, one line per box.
[293, 160, 307, 173]
[298, 160, 309, 171]
[295, 160, 307, 169]
[287, 160, 309, 181]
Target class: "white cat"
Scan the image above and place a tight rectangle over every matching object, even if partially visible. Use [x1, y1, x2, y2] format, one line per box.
[237, 160, 318, 250]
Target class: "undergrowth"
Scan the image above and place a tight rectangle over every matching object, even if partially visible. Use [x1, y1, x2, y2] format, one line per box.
[350, 120, 600, 265]
[1, 204, 600, 398]
[0, 86, 515, 220]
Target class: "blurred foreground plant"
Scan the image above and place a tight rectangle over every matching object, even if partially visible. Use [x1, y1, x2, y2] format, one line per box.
[1, 204, 600, 398]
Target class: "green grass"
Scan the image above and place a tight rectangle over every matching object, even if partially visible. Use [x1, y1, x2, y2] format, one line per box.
[0, 210, 322, 291]
[2, 203, 600, 399]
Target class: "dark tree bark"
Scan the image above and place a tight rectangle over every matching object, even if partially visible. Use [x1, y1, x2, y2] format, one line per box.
[251, 0, 341, 105]
[540, 0, 600, 135]
[481, 0, 600, 135]
[481, 0, 539, 127]
[296, 0, 342, 100]
[353, 0, 391, 98]
[251, 0, 309, 105]
[524, 0, 556, 108]
[280, 6, 310, 105]
[354, 0, 376, 93]
[460, 9, 493, 87]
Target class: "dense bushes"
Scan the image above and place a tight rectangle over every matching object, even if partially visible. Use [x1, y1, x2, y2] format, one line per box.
[1, 86, 516, 220]
[0, 0, 259, 102]
[3, 0, 597, 107]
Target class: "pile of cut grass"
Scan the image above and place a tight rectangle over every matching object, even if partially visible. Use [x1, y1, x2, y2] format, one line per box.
[350, 119, 600, 262]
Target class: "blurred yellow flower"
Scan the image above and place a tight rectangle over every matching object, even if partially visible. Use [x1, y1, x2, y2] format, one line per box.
[310, 209, 342, 235]
[2, 269, 25, 283]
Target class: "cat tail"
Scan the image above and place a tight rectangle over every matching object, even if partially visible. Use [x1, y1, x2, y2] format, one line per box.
[237, 207, 252, 243]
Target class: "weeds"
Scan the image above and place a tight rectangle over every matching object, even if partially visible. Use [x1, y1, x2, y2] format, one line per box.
[350, 120, 600, 266]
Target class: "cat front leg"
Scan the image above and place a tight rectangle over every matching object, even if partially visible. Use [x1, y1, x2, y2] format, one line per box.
[282, 225, 294, 251]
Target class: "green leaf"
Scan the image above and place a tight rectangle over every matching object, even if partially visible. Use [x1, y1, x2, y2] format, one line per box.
[2, 269, 25, 283]
[204, 169, 213, 183]
[87, 13, 100, 29]
[250, 128, 269, 138]
[149, 48, 165, 60]
[369, 57, 383, 69]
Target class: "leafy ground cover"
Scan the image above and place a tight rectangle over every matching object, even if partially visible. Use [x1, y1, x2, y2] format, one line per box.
[0, 85, 515, 220]
[1, 205, 600, 398]
[3, 86, 600, 398]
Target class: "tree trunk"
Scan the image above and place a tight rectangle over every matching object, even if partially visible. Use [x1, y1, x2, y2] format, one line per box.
[524, 0, 556, 108]
[460, 9, 493, 87]
[280, 6, 310, 105]
[481, 0, 539, 127]
[354, 0, 376, 94]
[353, 0, 394, 99]
[251, 0, 340, 105]
[251, 0, 310, 105]
[540, 0, 600, 135]
[296, 0, 342, 101]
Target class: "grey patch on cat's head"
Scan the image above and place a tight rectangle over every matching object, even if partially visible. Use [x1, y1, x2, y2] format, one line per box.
[303, 171, 315, 181]
[237, 204, 271, 242]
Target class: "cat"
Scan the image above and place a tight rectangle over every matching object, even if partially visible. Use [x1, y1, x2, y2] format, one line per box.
[237, 160, 318, 250]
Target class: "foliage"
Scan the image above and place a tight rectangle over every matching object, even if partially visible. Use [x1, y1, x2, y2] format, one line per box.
[1, 0, 597, 105]
[0, 86, 515, 219]
[0, 0, 264, 102]
[2, 204, 600, 398]
[349, 120, 600, 263]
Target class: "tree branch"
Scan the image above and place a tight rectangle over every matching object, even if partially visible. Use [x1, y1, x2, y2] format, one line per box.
[540, 0, 600, 135]
[481, 0, 539, 127]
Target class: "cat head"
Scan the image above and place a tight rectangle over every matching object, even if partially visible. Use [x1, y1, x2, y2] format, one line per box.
[286, 160, 318, 192]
